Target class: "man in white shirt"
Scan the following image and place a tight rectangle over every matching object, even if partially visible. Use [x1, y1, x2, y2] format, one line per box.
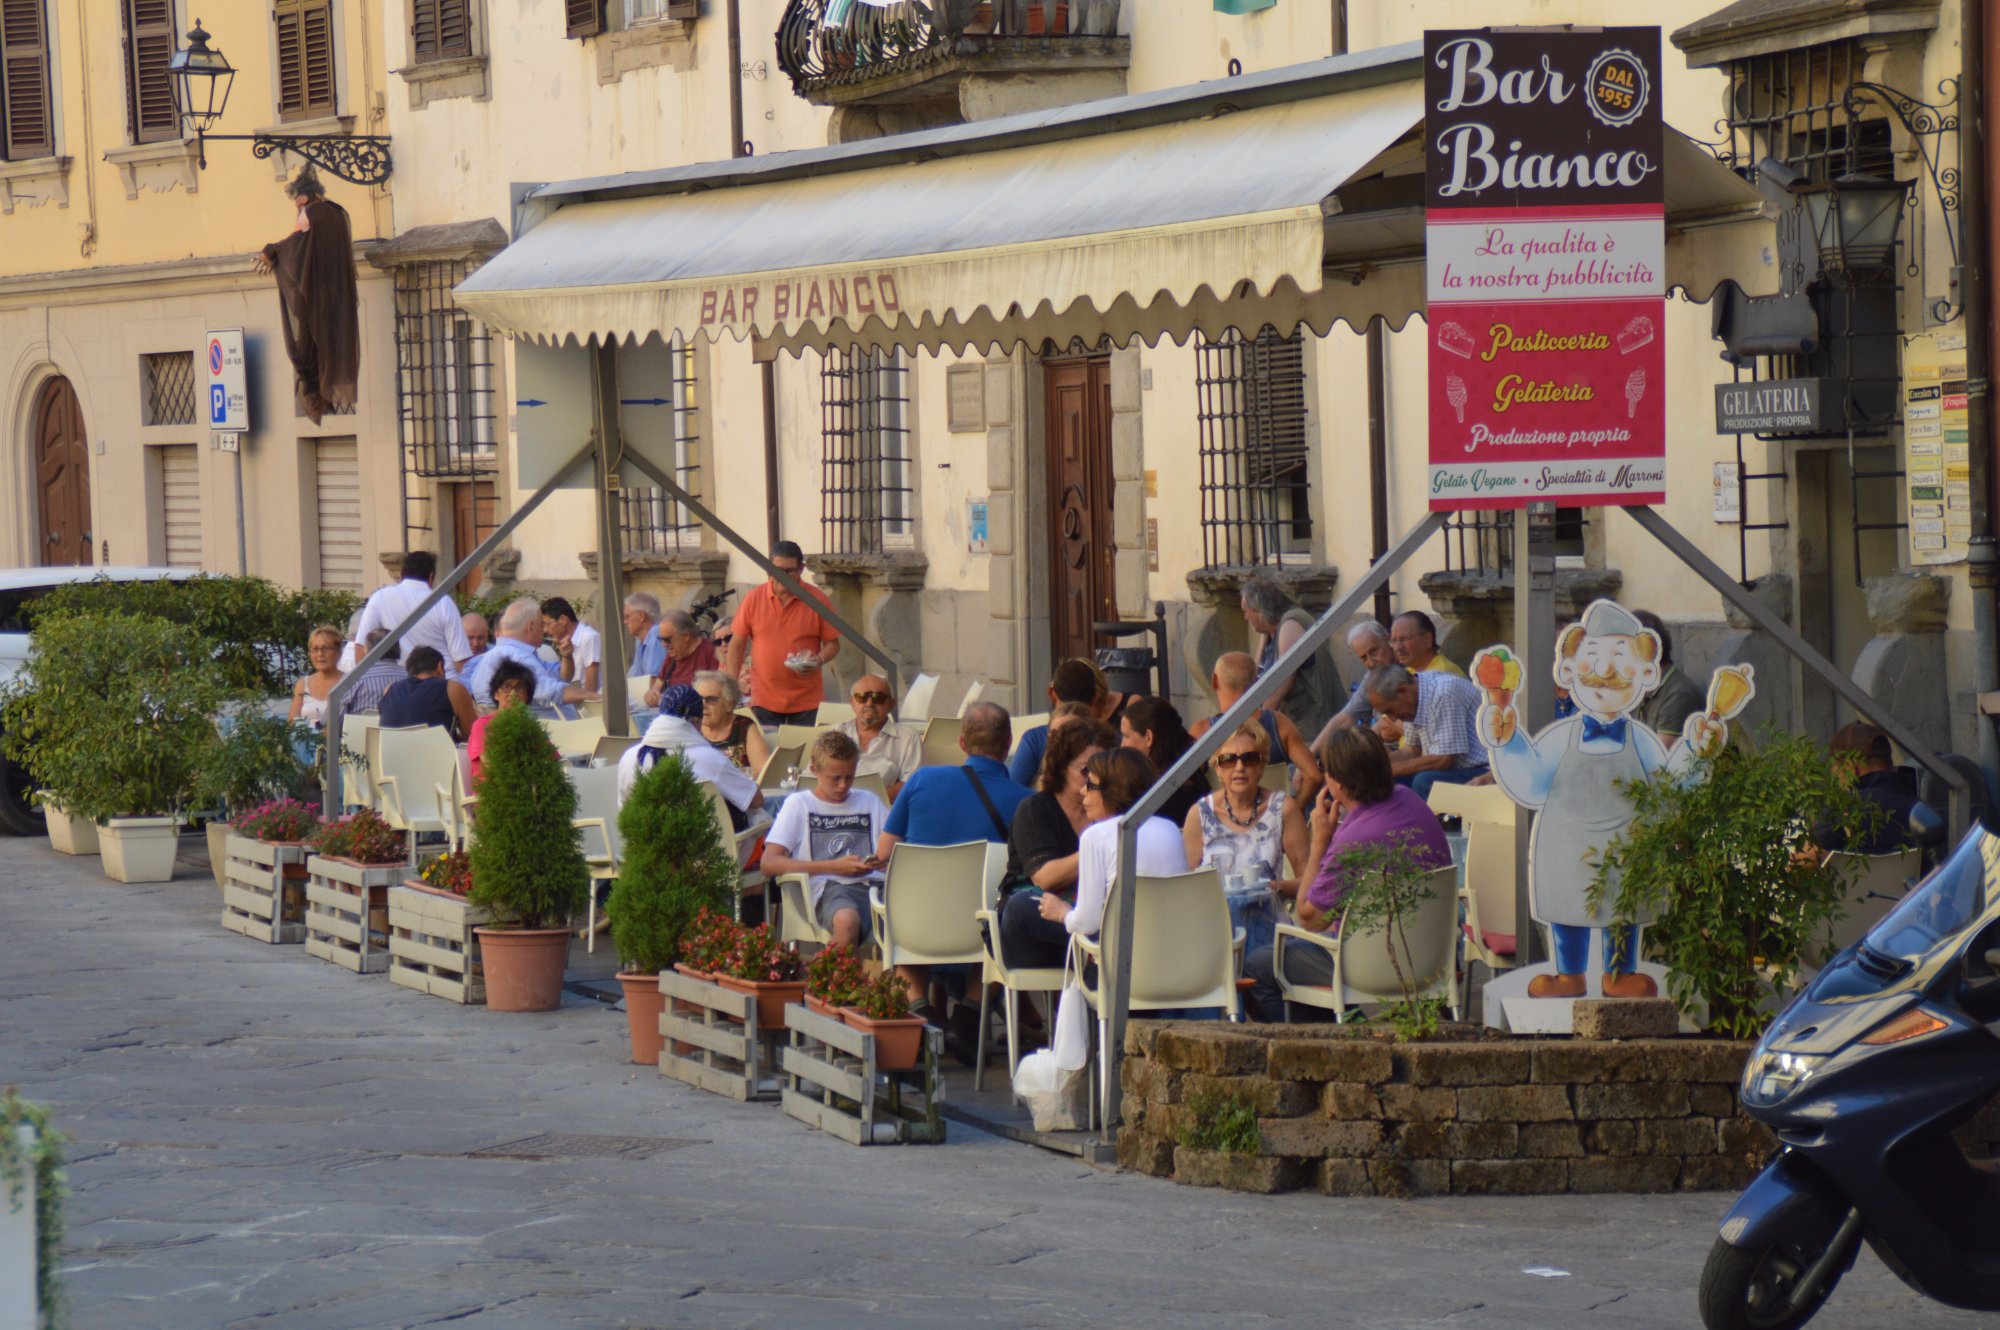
[354, 552, 475, 676]
[835, 673, 922, 799]
[542, 596, 602, 695]
[468, 599, 593, 709]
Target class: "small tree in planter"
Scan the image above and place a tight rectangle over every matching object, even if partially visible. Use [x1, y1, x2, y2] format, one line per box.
[605, 751, 740, 1063]
[195, 712, 316, 886]
[1592, 726, 1884, 1037]
[1331, 835, 1451, 1039]
[467, 706, 588, 1011]
[1, 610, 234, 881]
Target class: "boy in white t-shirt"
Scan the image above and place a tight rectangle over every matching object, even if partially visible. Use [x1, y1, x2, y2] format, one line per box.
[761, 730, 889, 947]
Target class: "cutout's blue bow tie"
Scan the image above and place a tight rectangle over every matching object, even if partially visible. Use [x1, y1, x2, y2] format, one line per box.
[1581, 716, 1628, 745]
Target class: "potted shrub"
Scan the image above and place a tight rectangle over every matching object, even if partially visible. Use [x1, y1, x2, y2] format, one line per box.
[30, 791, 96, 857]
[605, 751, 740, 1063]
[805, 944, 867, 1019]
[840, 970, 927, 1070]
[677, 908, 742, 981]
[716, 923, 806, 1031]
[1, 609, 231, 877]
[1593, 725, 1884, 1037]
[467, 707, 589, 1011]
[194, 710, 315, 888]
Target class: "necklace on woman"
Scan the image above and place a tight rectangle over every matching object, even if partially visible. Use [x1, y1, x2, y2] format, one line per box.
[1218, 790, 1263, 830]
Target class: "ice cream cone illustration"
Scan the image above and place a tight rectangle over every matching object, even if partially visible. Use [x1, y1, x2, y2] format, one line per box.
[1705, 663, 1755, 722]
[1624, 368, 1647, 420]
[1473, 645, 1523, 708]
[1447, 373, 1468, 424]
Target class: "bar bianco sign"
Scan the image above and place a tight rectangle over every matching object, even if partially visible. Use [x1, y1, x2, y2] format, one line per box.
[1425, 28, 1666, 510]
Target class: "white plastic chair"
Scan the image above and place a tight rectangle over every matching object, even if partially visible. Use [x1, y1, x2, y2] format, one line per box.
[777, 873, 833, 947]
[919, 716, 963, 769]
[756, 743, 806, 791]
[1427, 781, 1520, 973]
[771, 723, 825, 753]
[373, 725, 457, 861]
[1273, 864, 1462, 1022]
[432, 758, 474, 853]
[1077, 868, 1243, 1117]
[625, 672, 655, 705]
[974, 895, 1069, 1094]
[545, 716, 608, 761]
[869, 840, 1003, 977]
[816, 701, 856, 726]
[852, 770, 889, 804]
[700, 781, 768, 920]
[1817, 847, 1923, 961]
[340, 713, 380, 810]
[591, 734, 640, 768]
[901, 672, 941, 724]
[568, 764, 623, 951]
[955, 680, 986, 717]
[1010, 713, 1049, 757]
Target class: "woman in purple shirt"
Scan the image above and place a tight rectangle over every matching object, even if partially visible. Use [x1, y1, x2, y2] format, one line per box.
[1242, 726, 1451, 1022]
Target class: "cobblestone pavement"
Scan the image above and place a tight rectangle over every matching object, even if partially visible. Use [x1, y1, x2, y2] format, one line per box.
[0, 834, 1987, 1330]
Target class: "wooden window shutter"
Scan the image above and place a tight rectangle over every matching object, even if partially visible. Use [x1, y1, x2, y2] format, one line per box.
[665, 0, 697, 18]
[0, 0, 53, 160]
[125, 0, 179, 144]
[411, 0, 470, 60]
[565, 0, 602, 39]
[274, 0, 336, 121]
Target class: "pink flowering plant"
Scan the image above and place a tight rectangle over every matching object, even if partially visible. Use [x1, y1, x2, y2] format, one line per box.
[680, 908, 743, 974]
[230, 798, 320, 843]
[845, 970, 914, 1021]
[805, 944, 868, 1007]
[723, 923, 804, 984]
[307, 808, 407, 865]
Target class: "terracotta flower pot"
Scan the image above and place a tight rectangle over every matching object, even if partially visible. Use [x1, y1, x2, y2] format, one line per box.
[673, 963, 713, 982]
[716, 975, 807, 1031]
[840, 1007, 928, 1071]
[804, 994, 844, 1020]
[473, 928, 571, 1012]
[617, 972, 667, 1065]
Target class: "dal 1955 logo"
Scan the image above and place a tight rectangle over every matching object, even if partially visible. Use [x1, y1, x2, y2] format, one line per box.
[1585, 49, 1649, 128]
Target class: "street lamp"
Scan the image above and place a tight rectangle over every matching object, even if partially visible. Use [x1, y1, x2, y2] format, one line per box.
[1801, 174, 1912, 274]
[167, 20, 392, 185]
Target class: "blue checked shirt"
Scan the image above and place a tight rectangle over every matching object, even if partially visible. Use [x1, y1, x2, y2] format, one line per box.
[1410, 669, 1485, 767]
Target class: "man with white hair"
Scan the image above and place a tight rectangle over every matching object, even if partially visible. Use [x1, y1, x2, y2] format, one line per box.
[623, 592, 666, 680]
[467, 597, 594, 708]
[1314, 620, 1396, 748]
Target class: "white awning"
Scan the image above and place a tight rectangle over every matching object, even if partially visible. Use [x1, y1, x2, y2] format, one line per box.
[455, 47, 1770, 356]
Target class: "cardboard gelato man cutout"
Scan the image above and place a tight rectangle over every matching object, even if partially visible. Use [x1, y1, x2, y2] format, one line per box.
[1472, 600, 1755, 1011]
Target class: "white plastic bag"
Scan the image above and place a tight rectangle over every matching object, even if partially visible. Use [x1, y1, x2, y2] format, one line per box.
[1014, 1050, 1090, 1131]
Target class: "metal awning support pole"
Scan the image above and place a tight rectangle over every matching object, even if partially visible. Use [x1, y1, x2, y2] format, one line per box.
[1622, 505, 1973, 838]
[1101, 511, 1448, 1142]
[1512, 504, 1555, 967]
[617, 449, 903, 697]
[591, 341, 631, 736]
[322, 442, 596, 816]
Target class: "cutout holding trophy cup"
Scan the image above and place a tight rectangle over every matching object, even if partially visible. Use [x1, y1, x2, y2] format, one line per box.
[1472, 600, 1756, 1034]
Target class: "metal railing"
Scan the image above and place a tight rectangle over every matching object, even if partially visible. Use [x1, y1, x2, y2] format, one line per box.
[776, 0, 1120, 95]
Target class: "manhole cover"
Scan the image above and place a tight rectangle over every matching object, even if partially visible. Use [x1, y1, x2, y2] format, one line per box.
[465, 1133, 702, 1161]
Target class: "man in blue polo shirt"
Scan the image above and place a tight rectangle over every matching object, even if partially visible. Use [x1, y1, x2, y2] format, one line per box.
[874, 701, 1031, 1026]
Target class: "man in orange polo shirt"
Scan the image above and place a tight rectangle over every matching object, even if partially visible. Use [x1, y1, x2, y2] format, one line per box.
[724, 541, 842, 726]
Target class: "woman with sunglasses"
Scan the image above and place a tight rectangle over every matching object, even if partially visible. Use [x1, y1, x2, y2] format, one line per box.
[1184, 719, 1310, 956]
[1038, 747, 1187, 943]
[288, 625, 345, 729]
[692, 669, 771, 775]
[997, 718, 1118, 968]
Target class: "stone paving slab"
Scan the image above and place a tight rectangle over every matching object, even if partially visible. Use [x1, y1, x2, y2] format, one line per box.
[0, 834, 1988, 1329]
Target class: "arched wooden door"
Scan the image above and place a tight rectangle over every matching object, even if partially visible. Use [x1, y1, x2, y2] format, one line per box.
[33, 377, 91, 565]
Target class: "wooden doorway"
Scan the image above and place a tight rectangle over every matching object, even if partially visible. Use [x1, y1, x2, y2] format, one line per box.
[1043, 355, 1115, 667]
[33, 377, 91, 566]
[447, 480, 498, 595]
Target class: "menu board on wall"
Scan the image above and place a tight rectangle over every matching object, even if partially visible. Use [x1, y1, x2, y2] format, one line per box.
[1903, 332, 1971, 565]
[1425, 27, 1667, 510]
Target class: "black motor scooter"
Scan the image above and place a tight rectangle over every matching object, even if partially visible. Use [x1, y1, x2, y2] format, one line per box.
[1701, 826, 2000, 1329]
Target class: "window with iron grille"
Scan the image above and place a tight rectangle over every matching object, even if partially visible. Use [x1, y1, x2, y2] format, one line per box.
[123, 0, 178, 144]
[391, 259, 495, 479]
[624, 0, 696, 25]
[0, 0, 53, 160]
[1195, 325, 1312, 568]
[141, 351, 196, 426]
[619, 336, 703, 554]
[410, 0, 472, 60]
[820, 347, 912, 555]
[274, 0, 336, 121]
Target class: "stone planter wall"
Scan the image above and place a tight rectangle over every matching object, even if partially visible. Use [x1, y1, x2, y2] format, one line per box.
[1117, 1023, 2000, 1198]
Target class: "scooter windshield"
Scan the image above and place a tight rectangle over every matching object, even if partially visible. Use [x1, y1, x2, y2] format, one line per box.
[1862, 829, 1999, 963]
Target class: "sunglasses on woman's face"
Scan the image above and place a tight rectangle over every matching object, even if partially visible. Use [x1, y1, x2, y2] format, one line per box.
[851, 691, 892, 704]
[1215, 752, 1266, 770]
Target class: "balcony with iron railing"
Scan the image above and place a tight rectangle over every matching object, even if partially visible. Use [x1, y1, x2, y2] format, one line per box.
[775, 0, 1126, 119]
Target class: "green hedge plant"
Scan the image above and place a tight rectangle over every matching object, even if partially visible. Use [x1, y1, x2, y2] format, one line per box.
[468, 707, 588, 931]
[606, 750, 738, 975]
[1591, 725, 1884, 1037]
[193, 709, 316, 818]
[1, 610, 236, 821]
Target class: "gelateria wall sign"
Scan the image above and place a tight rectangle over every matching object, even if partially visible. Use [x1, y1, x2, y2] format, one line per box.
[1425, 27, 1666, 510]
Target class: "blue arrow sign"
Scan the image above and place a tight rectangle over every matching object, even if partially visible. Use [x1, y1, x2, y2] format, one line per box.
[516, 398, 547, 408]
[620, 397, 671, 407]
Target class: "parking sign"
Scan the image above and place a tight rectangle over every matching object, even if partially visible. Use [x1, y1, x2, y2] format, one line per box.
[206, 329, 249, 434]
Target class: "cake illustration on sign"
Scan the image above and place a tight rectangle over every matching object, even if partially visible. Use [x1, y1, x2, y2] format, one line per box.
[1624, 368, 1647, 419]
[1616, 315, 1655, 355]
[1446, 373, 1469, 423]
[1437, 321, 1476, 359]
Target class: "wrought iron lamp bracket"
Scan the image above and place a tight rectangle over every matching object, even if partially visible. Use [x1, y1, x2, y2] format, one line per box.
[1842, 77, 1962, 322]
[195, 130, 394, 186]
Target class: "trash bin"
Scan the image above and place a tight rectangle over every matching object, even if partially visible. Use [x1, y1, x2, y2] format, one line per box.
[1095, 646, 1154, 698]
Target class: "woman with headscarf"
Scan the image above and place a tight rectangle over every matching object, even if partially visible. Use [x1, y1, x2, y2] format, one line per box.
[618, 683, 763, 830]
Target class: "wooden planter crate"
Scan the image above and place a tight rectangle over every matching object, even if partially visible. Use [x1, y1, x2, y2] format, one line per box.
[658, 969, 781, 1102]
[304, 855, 405, 974]
[781, 1003, 946, 1145]
[220, 837, 310, 944]
[387, 881, 491, 1004]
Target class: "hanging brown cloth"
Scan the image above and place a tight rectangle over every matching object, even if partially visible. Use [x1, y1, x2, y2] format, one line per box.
[263, 197, 359, 424]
